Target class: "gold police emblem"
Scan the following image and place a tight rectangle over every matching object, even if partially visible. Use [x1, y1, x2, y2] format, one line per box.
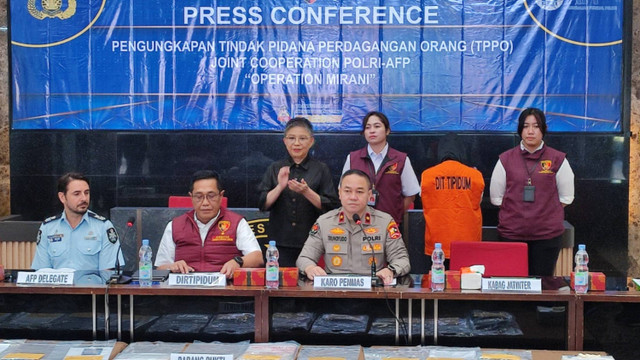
[28, 0, 77, 20]
[218, 221, 231, 234]
[331, 256, 342, 267]
[539, 160, 554, 174]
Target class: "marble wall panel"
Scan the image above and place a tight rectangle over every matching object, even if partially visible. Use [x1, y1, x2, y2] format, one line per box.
[0, 0, 9, 217]
[628, 0, 640, 276]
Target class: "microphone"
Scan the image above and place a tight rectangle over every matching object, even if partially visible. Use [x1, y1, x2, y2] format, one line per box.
[117, 217, 135, 273]
[353, 214, 380, 286]
[109, 216, 135, 284]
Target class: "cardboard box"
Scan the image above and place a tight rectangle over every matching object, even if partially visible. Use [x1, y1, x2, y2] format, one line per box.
[233, 268, 265, 286]
[279, 267, 299, 287]
[420, 270, 460, 290]
[570, 271, 606, 291]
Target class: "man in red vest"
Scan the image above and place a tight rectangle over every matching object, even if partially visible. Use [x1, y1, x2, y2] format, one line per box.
[155, 170, 263, 277]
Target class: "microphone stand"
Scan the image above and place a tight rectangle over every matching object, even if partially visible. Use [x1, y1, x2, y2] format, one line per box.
[353, 214, 381, 287]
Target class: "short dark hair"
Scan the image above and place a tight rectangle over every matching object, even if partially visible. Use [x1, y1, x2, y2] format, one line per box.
[340, 169, 372, 189]
[361, 111, 390, 135]
[517, 108, 547, 137]
[190, 170, 222, 192]
[284, 117, 313, 135]
[57, 172, 89, 194]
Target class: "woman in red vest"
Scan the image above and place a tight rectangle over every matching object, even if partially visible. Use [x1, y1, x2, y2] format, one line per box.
[342, 111, 421, 226]
[489, 108, 575, 276]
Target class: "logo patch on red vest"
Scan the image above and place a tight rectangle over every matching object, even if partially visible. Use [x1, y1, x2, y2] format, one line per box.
[384, 163, 400, 174]
[218, 221, 231, 234]
[539, 160, 554, 174]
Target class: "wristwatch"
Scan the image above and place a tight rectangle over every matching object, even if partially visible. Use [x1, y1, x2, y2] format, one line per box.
[233, 256, 244, 267]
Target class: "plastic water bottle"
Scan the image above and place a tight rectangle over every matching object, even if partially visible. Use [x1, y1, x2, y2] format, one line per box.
[431, 243, 445, 292]
[265, 240, 280, 289]
[574, 244, 589, 294]
[138, 239, 153, 287]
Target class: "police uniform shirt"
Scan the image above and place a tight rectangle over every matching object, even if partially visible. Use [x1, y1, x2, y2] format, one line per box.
[31, 210, 124, 270]
[297, 206, 411, 277]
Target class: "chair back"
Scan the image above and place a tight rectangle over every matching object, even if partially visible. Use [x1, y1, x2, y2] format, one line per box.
[449, 241, 528, 277]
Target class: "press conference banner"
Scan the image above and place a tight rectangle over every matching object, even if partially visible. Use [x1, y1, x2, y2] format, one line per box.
[10, 0, 623, 131]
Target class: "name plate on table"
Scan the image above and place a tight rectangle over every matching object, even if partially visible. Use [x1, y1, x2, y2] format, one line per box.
[168, 272, 226, 287]
[17, 270, 74, 285]
[171, 354, 233, 360]
[482, 277, 541, 293]
[314, 275, 371, 289]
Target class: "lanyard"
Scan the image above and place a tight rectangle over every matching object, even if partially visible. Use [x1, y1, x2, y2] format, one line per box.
[520, 146, 546, 185]
[366, 152, 390, 190]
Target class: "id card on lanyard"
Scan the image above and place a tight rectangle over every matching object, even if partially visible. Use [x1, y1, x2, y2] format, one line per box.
[367, 156, 383, 206]
[368, 188, 379, 206]
[521, 147, 546, 202]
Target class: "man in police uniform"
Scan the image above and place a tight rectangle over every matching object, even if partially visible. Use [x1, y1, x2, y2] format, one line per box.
[296, 169, 410, 285]
[31, 173, 124, 270]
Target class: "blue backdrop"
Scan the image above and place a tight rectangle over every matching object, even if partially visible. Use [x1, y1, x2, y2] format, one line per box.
[11, 0, 623, 132]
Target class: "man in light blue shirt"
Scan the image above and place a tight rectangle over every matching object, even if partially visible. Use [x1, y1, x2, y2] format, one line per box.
[31, 173, 124, 270]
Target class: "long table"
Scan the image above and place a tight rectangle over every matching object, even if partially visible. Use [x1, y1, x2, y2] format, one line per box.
[109, 283, 578, 349]
[575, 291, 640, 351]
[0, 282, 107, 339]
[3, 280, 638, 352]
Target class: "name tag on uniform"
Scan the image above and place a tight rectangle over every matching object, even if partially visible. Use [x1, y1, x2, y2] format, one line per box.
[17, 270, 75, 285]
[482, 277, 541, 293]
[171, 354, 233, 360]
[48, 234, 63, 242]
[168, 272, 226, 287]
[314, 275, 371, 290]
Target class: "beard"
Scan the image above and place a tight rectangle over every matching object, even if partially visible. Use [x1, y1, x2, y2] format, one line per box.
[69, 203, 89, 215]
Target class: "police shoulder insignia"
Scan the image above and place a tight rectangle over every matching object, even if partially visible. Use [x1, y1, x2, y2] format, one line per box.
[387, 221, 401, 240]
[43, 214, 61, 224]
[36, 230, 42, 245]
[309, 223, 320, 236]
[88, 212, 107, 222]
[106, 227, 119, 244]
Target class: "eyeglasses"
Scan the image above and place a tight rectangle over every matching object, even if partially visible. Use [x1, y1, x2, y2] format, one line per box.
[191, 192, 221, 203]
[284, 136, 311, 143]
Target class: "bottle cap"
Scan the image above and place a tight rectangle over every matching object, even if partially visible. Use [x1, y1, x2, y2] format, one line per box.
[578, 244, 586, 251]
[269, 240, 276, 247]
[435, 243, 442, 249]
[142, 239, 149, 246]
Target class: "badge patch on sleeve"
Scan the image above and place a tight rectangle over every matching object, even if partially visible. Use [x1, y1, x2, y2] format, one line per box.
[106, 227, 119, 244]
[387, 221, 401, 239]
[309, 223, 319, 235]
